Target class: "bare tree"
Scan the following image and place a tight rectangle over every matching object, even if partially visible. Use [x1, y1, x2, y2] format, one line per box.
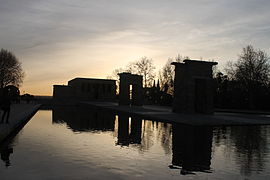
[107, 67, 125, 80]
[107, 67, 125, 94]
[159, 54, 190, 94]
[226, 45, 270, 109]
[174, 54, 190, 62]
[109, 54, 188, 91]
[158, 58, 174, 94]
[128, 57, 156, 87]
[235, 45, 269, 85]
[0, 49, 24, 88]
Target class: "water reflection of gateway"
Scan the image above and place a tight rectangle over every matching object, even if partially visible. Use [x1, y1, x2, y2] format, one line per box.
[53, 106, 213, 175]
[117, 115, 172, 152]
[52, 107, 143, 146]
[171, 124, 213, 175]
[117, 114, 142, 146]
[52, 106, 115, 132]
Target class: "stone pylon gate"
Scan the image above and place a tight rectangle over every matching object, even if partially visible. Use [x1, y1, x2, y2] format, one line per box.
[172, 60, 218, 114]
[118, 72, 143, 106]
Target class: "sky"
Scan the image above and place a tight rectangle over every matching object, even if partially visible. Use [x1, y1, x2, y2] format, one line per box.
[0, 0, 270, 95]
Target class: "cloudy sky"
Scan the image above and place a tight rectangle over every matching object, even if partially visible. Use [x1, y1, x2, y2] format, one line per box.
[1, 0, 270, 95]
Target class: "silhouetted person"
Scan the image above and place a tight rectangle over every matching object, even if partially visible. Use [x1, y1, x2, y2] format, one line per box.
[1, 147, 13, 167]
[1, 94, 11, 124]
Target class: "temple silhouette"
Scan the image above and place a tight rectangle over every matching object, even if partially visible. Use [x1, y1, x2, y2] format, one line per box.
[53, 59, 218, 114]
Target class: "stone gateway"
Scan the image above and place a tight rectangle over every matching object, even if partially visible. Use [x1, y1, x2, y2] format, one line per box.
[172, 60, 218, 114]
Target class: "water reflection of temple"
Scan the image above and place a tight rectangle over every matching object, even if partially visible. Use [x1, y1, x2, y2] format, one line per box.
[53, 106, 214, 175]
[52, 106, 115, 132]
[53, 106, 148, 147]
[52, 106, 213, 175]
[52, 106, 171, 151]
[117, 114, 142, 146]
[171, 124, 213, 175]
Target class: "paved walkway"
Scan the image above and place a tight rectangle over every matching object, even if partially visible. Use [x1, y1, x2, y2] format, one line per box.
[81, 102, 270, 126]
[0, 104, 41, 143]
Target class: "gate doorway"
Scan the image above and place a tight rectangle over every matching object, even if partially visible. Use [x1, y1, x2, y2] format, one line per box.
[118, 73, 143, 106]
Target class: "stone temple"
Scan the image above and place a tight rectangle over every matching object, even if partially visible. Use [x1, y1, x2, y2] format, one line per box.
[53, 78, 116, 101]
[118, 72, 143, 106]
[172, 60, 218, 114]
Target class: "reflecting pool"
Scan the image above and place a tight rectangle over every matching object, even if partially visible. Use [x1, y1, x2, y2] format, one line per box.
[1, 106, 270, 179]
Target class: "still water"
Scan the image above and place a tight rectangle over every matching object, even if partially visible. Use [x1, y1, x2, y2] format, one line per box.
[1, 106, 270, 179]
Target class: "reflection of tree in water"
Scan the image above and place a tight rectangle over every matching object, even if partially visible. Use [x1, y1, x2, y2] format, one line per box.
[156, 122, 172, 155]
[213, 127, 228, 146]
[212, 127, 233, 159]
[140, 120, 172, 153]
[140, 120, 155, 151]
[231, 126, 269, 176]
[213, 126, 269, 176]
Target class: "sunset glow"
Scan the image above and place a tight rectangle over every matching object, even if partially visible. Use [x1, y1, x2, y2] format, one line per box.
[1, 0, 269, 95]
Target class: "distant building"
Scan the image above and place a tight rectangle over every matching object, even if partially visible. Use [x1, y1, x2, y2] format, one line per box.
[53, 78, 116, 101]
